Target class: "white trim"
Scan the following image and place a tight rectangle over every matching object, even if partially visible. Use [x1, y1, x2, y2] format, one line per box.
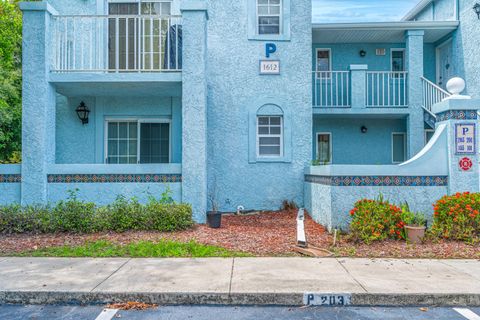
[312, 21, 459, 30]
[390, 48, 406, 72]
[256, 115, 284, 158]
[392, 132, 407, 164]
[104, 117, 171, 164]
[256, 0, 283, 36]
[316, 132, 332, 164]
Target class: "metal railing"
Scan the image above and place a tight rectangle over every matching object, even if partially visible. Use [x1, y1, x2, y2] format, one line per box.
[421, 76, 451, 112]
[366, 71, 408, 107]
[313, 71, 351, 107]
[52, 15, 182, 72]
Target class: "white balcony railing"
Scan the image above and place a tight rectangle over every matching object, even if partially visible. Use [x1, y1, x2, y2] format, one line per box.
[366, 71, 408, 107]
[421, 77, 451, 112]
[313, 71, 351, 107]
[52, 15, 182, 72]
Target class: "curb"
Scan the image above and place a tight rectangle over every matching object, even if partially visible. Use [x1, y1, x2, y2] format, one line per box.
[1, 292, 480, 307]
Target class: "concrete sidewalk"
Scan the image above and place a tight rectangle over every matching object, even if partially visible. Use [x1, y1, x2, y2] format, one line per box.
[0, 257, 479, 306]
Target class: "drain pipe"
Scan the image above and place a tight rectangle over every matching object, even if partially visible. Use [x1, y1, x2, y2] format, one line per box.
[297, 208, 307, 248]
[236, 205, 245, 215]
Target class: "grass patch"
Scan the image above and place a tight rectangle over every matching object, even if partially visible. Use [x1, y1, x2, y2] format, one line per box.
[15, 240, 252, 258]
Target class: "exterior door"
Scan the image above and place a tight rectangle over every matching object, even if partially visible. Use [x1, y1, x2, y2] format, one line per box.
[436, 39, 454, 89]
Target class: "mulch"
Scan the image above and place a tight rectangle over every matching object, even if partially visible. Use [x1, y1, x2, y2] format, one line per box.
[0, 210, 479, 258]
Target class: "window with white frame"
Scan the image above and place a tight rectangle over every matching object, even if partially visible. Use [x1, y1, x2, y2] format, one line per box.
[106, 119, 170, 164]
[316, 133, 332, 164]
[108, 1, 172, 70]
[257, 0, 282, 35]
[316, 49, 331, 79]
[257, 116, 283, 157]
[392, 132, 406, 164]
[391, 49, 405, 72]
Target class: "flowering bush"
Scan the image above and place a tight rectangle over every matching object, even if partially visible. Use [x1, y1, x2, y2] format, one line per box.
[349, 196, 411, 243]
[432, 192, 480, 242]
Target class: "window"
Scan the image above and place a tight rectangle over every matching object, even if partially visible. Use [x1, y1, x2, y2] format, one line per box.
[392, 133, 406, 164]
[108, 1, 172, 71]
[257, 0, 281, 35]
[425, 129, 435, 145]
[257, 116, 283, 157]
[391, 49, 405, 72]
[106, 119, 170, 164]
[316, 49, 331, 79]
[316, 133, 332, 164]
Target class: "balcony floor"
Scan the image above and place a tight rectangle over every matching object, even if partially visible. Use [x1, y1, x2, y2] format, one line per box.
[49, 72, 182, 97]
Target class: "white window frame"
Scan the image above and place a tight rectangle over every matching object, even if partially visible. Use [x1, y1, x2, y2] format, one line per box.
[104, 117, 171, 164]
[391, 132, 407, 164]
[256, 0, 283, 36]
[256, 115, 284, 158]
[390, 48, 406, 72]
[316, 132, 332, 164]
[107, 0, 172, 15]
[315, 48, 332, 79]
[425, 129, 435, 145]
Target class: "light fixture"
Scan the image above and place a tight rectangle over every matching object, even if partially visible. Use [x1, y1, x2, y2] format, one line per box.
[361, 126, 368, 134]
[75, 101, 90, 125]
[474, 3, 480, 19]
[359, 50, 366, 57]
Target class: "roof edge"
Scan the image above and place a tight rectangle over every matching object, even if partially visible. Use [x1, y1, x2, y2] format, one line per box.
[401, 0, 434, 21]
[311, 20, 459, 31]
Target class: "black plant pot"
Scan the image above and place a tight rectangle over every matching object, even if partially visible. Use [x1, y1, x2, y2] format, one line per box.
[207, 211, 222, 228]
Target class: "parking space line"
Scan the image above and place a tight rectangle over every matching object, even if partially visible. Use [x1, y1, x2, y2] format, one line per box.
[453, 308, 480, 320]
[94, 308, 118, 320]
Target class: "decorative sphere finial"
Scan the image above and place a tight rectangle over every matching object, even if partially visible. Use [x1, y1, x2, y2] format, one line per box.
[446, 77, 466, 95]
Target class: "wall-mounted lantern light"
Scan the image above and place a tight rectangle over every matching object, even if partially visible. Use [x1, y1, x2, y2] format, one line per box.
[75, 101, 90, 125]
[474, 3, 480, 19]
[361, 126, 368, 134]
[359, 50, 367, 57]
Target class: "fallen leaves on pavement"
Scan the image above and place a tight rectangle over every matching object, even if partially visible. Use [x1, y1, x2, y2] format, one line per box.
[106, 301, 158, 311]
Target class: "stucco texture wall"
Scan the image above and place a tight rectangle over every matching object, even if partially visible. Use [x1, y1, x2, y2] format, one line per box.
[205, 0, 312, 211]
[313, 117, 407, 164]
[56, 96, 182, 164]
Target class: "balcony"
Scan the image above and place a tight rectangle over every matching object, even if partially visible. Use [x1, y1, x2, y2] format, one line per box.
[49, 14, 182, 97]
[51, 15, 182, 73]
[313, 70, 408, 110]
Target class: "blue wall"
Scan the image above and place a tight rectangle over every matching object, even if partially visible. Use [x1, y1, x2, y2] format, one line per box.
[56, 96, 182, 164]
[205, 0, 312, 211]
[313, 117, 407, 165]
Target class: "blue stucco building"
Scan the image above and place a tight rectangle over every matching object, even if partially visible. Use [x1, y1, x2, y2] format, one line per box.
[1, 0, 479, 226]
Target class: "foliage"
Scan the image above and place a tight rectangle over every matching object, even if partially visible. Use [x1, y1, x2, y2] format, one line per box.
[349, 195, 410, 243]
[281, 199, 298, 211]
[0, 0, 22, 162]
[0, 190, 193, 234]
[15, 240, 252, 258]
[400, 202, 426, 227]
[432, 192, 480, 242]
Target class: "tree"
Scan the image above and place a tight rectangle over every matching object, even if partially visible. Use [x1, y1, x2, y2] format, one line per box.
[0, 0, 22, 163]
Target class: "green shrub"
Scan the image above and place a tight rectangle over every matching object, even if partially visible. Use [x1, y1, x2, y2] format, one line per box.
[0, 189, 193, 234]
[349, 196, 410, 243]
[432, 192, 480, 242]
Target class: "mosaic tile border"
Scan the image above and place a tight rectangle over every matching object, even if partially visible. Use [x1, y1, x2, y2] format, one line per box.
[47, 174, 182, 184]
[436, 110, 478, 122]
[0, 174, 21, 183]
[305, 175, 448, 187]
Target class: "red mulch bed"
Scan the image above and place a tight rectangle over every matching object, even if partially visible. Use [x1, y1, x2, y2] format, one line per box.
[0, 210, 479, 258]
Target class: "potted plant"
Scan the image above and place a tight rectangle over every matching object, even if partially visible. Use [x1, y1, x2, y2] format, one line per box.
[207, 186, 221, 229]
[404, 211, 427, 244]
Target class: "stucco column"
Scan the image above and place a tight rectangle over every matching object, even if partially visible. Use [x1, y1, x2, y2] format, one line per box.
[349, 64, 368, 109]
[181, 0, 208, 222]
[433, 98, 480, 194]
[405, 30, 425, 158]
[19, 2, 57, 205]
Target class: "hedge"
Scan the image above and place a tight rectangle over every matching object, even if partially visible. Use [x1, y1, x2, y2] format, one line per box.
[0, 190, 193, 234]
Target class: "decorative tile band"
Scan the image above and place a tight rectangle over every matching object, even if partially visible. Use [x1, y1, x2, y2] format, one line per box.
[47, 174, 182, 184]
[436, 110, 478, 122]
[0, 174, 21, 183]
[305, 175, 448, 187]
